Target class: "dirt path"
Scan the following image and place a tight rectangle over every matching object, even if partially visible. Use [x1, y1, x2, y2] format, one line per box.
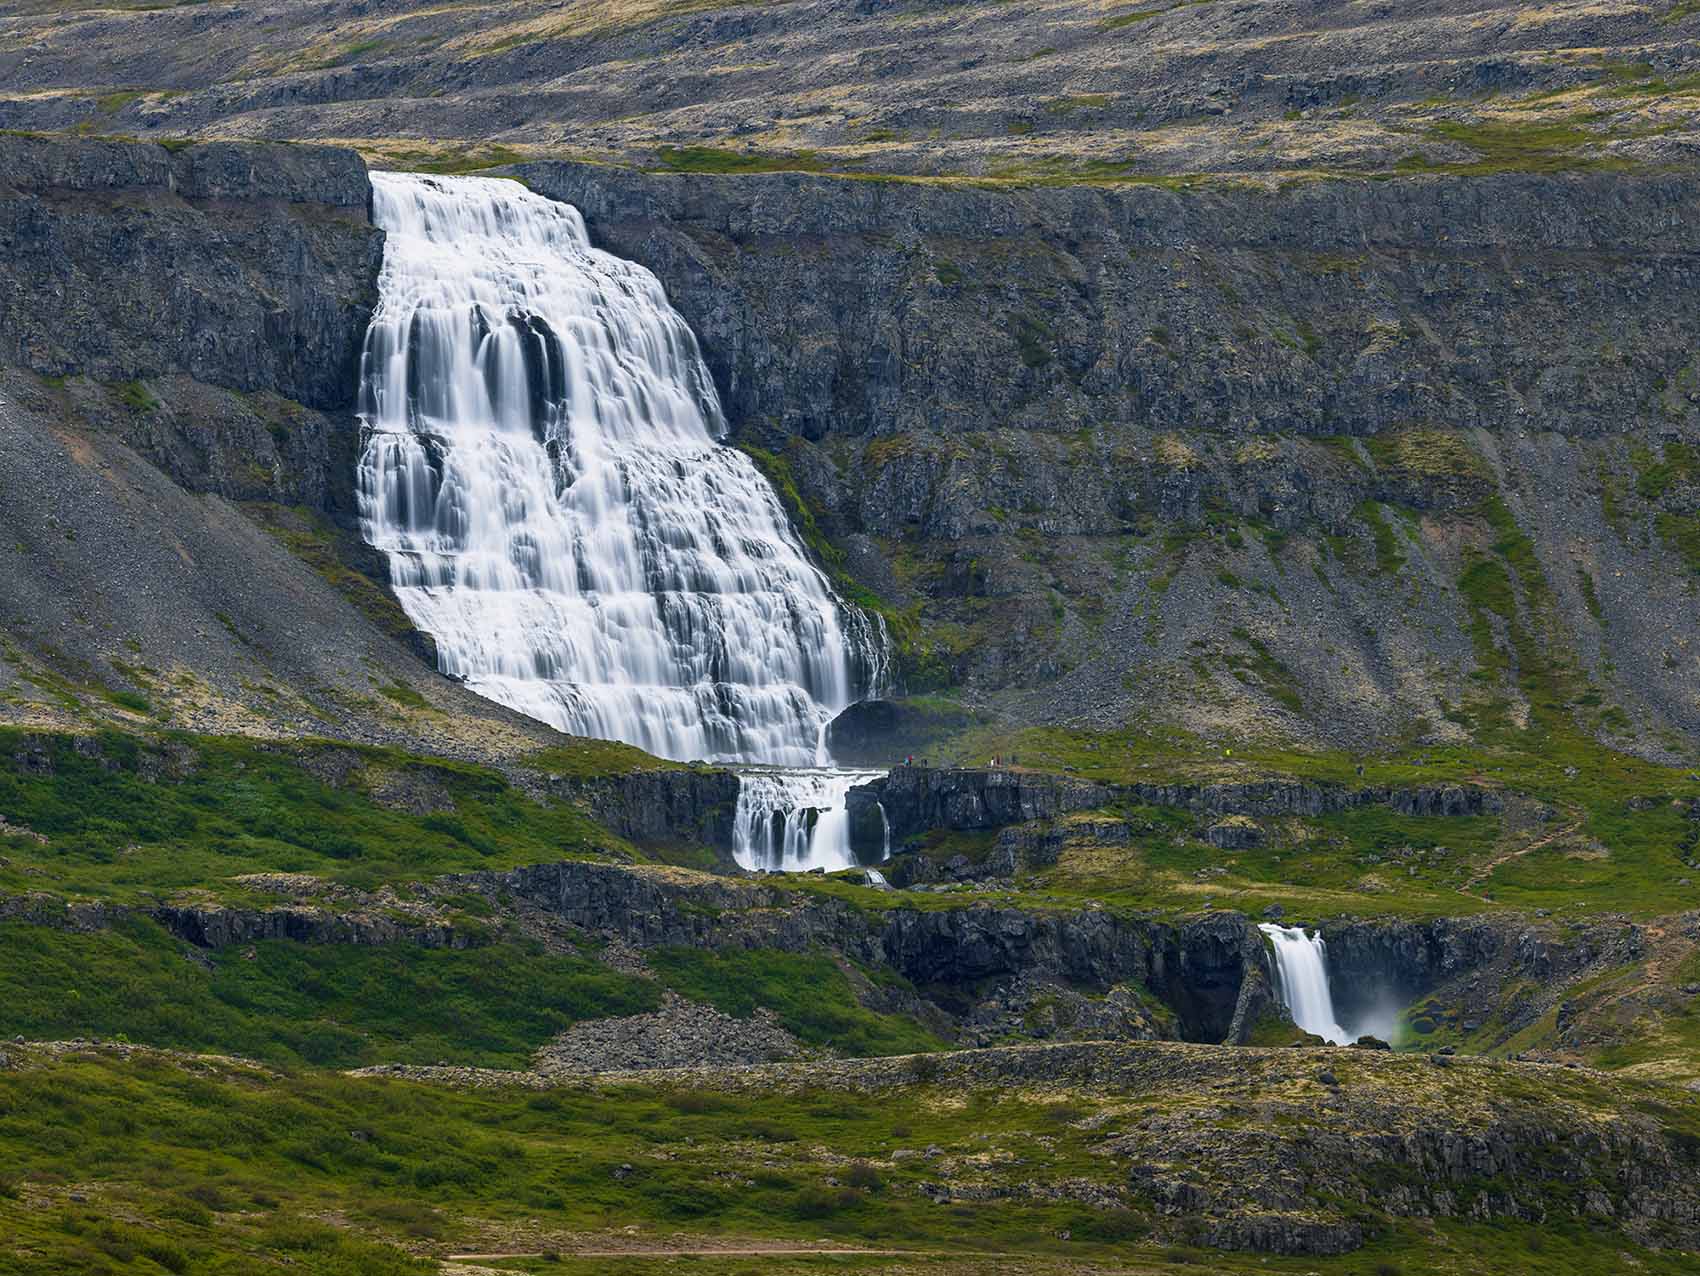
[447, 1249, 922, 1260]
[1457, 803, 1584, 900]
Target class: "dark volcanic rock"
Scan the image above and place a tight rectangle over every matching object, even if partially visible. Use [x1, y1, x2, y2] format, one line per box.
[862, 766, 1506, 850]
[826, 697, 983, 767]
[520, 160, 1700, 447]
[0, 134, 380, 411]
[546, 767, 741, 854]
[533, 993, 804, 1073]
[868, 766, 1115, 843]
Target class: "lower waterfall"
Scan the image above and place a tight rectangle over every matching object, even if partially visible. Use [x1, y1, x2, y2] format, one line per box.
[1260, 924, 1352, 1045]
[355, 171, 889, 859]
[732, 768, 884, 872]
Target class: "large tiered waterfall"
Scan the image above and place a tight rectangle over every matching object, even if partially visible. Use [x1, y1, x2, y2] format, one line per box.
[1259, 924, 1352, 1044]
[355, 172, 886, 869]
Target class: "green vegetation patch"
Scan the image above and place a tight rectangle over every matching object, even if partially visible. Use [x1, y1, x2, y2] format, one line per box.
[740, 442, 952, 690]
[1354, 500, 1408, 575]
[649, 947, 943, 1057]
[0, 918, 657, 1068]
[1396, 118, 1631, 176]
[0, 728, 621, 901]
[651, 146, 827, 175]
[2, 1046, 1697, 1275]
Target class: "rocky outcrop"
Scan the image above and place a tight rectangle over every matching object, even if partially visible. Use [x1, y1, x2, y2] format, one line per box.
[0, 135, 382, 522]
[0, 132, 379, 409]
[154, 903, 471, 950]
[862, 767, 1116, 844]
[546, 767, 741, 852]
[321, 857, 1283, 1044]
[1324, 913, 1645, 1052]
[860, 766, 1505, 849]
[520, 161, 1700, 448]
[0, 134, 379, 412]
[532, 993, 803, 1073]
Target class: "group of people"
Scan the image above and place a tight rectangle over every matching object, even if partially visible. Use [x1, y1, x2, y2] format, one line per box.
[896, 754, 1018, 768]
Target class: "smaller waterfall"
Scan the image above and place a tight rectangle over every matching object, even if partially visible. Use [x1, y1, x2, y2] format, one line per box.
[733, 768, 885, 873]
[1260, 924, 1351, 1045]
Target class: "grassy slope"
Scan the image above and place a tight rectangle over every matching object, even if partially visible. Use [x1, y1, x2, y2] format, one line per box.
[1, 1048, 1697, 1275]
[0, 918, 658, 1069]
[0, 728, 641, 900]
[907, 711, 1699, 921]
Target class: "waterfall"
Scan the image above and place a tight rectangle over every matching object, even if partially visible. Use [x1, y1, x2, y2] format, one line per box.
[1259, 924, 1352, 1045]
[355, 172, 885, 770]
[731, 767, 884, 872]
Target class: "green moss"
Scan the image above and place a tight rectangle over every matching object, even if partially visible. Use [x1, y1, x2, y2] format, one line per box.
[1364, 428, 1487, 483]
[114, 380, 160, 413]
[1395, 118, 1632, 176]
[94, 89, 146, 116]
[1100, 7, 1162, 27]
[1013, 313, 1056, 368]
[0, 728, 625, 901]
[1655, 511, 1700, 575]
[738, 444, 841, 569]
[1354, 501, 1407, 575]
[0, 918, 656, 1068]
[524, 737, 687, 778]
[102, 688, 152, 715]
[362, 142, 531, 175]
[1632, 440, 1696, 500]
[651, 145, 826, 175]
[376, 681, 429, 710]
[1577, 567, 1605, 622]
[1224, 628, 1303, 714]
[1043, 94, 1112, 114]
[648, 948, 943, 1056]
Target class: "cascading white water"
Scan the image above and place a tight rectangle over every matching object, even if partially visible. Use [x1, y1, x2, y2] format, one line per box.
[1259, 924, 1352, 1045]
[356, 172, 884, 767]
[731, 767, 884, 872]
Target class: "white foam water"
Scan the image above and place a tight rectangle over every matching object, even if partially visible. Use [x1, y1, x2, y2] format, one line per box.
[1259, 924, 1352, 1045]
[731, 766, 885, 872]
[356, 172, 885, 766]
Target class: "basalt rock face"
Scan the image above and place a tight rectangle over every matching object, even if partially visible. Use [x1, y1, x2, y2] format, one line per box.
[860, 766, 1505, 851]
[866, 766, 1115, 844]
[1325, 913, 1647, 1054]
[462, 859, 1278, 1044]
[1, 135, 379, 414]
[518, 161, 1700, 448]
[546, 769, 742, 853]
[155, 903, 470, 951]
[520, 158, 1700, 756]
[0, 135, 382, 518]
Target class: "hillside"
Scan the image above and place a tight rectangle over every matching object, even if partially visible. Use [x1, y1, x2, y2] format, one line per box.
[1, 0, 1698, 180]
[0, 3, 1699, 1266]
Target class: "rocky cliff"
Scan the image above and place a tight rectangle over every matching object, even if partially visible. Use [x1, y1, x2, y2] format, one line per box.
[522, 159, 1700, 759]
[856, 765, 1505, 856]
[0, 134, 380, 509]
